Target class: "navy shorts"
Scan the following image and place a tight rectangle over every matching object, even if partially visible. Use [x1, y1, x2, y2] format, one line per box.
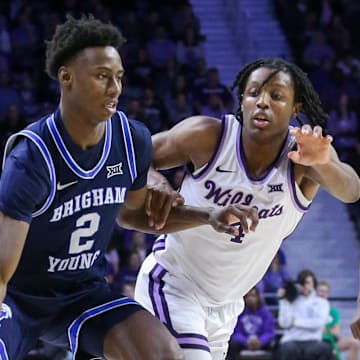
[0, 283, 144, 359]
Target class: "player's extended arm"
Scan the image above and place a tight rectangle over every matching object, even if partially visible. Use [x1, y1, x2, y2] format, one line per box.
[117, 185, 258, 235]
[0, 212, 29, 306]
[145, 116, 221, 228]
[288, 125, 360, 203]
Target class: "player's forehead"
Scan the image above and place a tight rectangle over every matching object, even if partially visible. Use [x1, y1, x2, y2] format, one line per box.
[73, 46, 124, 72]
[246, 67, 294, 89]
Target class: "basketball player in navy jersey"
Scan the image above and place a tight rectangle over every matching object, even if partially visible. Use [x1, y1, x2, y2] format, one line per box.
[0, 15, 259, 360]
[135, 58, 360, 360]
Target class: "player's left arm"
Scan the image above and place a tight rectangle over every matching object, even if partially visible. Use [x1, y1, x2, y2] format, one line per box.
[0, 212, 29, 306]
[288, 125, 360, 203]
[117, 186, 258, 235]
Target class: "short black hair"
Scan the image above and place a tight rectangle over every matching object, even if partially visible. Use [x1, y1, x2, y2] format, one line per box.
[231, 58, 328, 130]
[45, 14, 126, 80]
[297, 269, 317, 289]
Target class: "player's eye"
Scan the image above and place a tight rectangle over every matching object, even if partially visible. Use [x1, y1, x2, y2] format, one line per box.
[248, 88, 259, 97]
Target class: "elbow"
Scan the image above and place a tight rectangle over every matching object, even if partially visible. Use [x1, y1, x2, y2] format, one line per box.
[338, 180, 360, 203]
[343, 189, 360, 203]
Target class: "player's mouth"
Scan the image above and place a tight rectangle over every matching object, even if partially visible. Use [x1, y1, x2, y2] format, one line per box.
[252, 112, 270, 129]
[104, 101, 117, 114]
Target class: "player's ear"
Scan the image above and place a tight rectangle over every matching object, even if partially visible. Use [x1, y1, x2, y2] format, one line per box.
[58, 66, 72, 88]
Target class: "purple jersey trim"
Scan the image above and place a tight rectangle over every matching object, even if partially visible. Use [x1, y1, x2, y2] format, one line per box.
[191, 116, 229, 181]
[152, 235, 166, 253]
[287, 161, 311, 212]
[148, 263, 210, 353]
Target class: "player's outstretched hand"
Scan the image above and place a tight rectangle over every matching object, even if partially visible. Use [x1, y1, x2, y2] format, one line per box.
[350, 305, 360, 339]
[208, 204, 258, 236]
[287, 125, 333, 166]
[145, 183, 185, 230]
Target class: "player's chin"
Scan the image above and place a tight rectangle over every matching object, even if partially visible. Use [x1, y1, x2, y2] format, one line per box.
[99, 106, 116, 120]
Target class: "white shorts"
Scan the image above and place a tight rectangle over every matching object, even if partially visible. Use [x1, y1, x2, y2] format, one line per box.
[134, 253, 244, 360]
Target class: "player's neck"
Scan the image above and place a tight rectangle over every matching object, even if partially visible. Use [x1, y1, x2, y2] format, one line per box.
[241, 136, 285, 178]
[59, 102, 106, 150]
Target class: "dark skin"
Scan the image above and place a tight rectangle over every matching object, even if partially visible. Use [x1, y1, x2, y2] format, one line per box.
[58, 46, 124, 149]
[148, 68, 359, 205]
[0, 46, 260, 360]
[147, 67, 360, 341]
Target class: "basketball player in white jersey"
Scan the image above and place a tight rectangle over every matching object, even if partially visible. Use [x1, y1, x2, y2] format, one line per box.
[135, 58, 360, 360]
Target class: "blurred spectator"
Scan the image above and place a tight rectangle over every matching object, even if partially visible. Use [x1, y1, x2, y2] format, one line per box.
[128, 47, 153, 88]
[192, 56, 208, 87]
[10, 8, 39, 71]
[276, 269, 332, 360]
[303, 31, 334, 69]
[200, 93, 226, 119]
[193, 67, 233, 114]
[168, 92, 193, 126]
[126, 98, 144, 122]
[227, 287, 275, 360]
[336, 51, 360, 78]
[308, 57, 339, 108]
[164, 72, 192, 113]
[0, 15, 11, 72]
[258, 251, 291, 305]
[327, 93, 358, 162]
[18, 71, 39, 121]
[146, 24, 176, 70]
[327, 16, 351, 55]
[176, 25, 204, 70]
[153, 56, 179, 97]
[0, 103, 25, 148]
[317, 280, 360, 360]
[141, 86, 169, 133]
[170, 2, 201, 40]
[0, 71, 20, 119]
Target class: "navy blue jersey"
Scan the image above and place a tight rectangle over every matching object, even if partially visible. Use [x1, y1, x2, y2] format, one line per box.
[0, 109, 151, 301]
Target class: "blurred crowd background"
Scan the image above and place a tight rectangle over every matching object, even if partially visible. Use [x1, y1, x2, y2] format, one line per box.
[0, 0, 359, 359]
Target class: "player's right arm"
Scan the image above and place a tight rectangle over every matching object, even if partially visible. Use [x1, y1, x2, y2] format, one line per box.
[0, 213, 29, 305]
[151, 115, 221, 171]
[0, 138, 49, 306]
[146, 115, 222, 222]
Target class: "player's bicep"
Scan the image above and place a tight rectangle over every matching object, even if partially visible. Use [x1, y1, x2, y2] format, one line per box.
[152, 116, 219, 170]
[0, 212, 29, 284]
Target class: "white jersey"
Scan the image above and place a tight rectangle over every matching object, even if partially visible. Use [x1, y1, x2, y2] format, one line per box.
[154, 114, 311, 306]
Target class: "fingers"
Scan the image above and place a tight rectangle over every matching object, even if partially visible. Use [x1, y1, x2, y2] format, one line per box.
[152, 191, 172, 230]
[214, 205, 259, 235]
[290, 125, 331, 142]
[146, 187, 185, 230]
